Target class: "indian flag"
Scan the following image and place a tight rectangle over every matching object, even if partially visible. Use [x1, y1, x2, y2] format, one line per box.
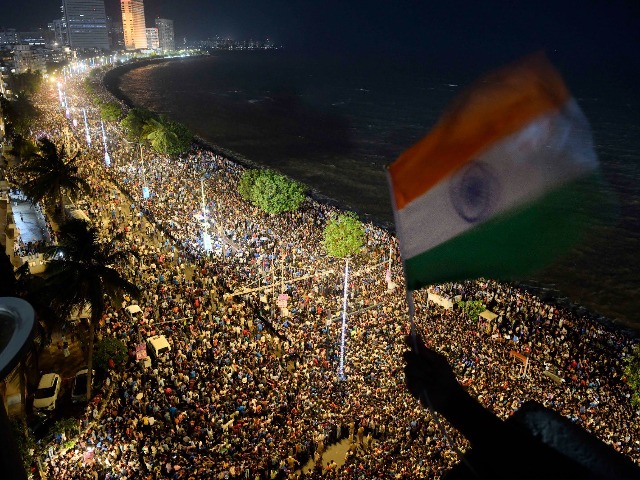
[388, 53, 602, 291]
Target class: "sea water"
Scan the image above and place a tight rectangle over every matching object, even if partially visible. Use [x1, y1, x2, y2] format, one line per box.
[112, 51, 640, 330]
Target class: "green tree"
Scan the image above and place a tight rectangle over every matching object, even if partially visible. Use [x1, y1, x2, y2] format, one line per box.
[322, 211, 365, 259]
[1, 95, 39, 136]
[8, 70, 42, 97]
[16, 137, 90, 221]
[9, 417, 34, 473]
[322, 211, 364, 379]
[94, 337, 128, 372]
[238, 169, 261, 202]
[168, 120, 193, 154]
[144, 117, 177, 154]
[43, 219, 140, 400]
[624, 345, 640, 408]
[99, 101, 123, 122]
[457, 299, 486, 320]
[8, 134, 37, 163]
[239, 169, 306, 214]
[120, 108, 155, 142]
[143, 116, 192, 155]
[51, 418, 80, 440]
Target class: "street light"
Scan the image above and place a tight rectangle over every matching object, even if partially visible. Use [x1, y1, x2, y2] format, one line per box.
[138, 142, 150, 198]
[82, 108, 91, 146]
[124, 139, 150, 199]
[100, 121, 110, 167]
[338, 257, 350, 380]
[201, 178, 212, 252]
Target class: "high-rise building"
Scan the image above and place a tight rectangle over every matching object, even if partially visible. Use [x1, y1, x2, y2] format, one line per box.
[48, 19, 68, 46]
[146, 28, 159, 50]
[121, 0, 147, 51]
[62, 0, 110, 51]
[0, 29, 20, 46]
[107, 17, 125, 50]
[155, 18, 174, 52]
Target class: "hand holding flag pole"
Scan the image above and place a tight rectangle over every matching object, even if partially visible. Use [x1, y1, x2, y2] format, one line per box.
[388, 52, 609, 476]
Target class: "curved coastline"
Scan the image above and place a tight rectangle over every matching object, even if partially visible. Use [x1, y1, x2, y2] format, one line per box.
[103, 57, 383, 230]
[101, 59, 639, 337]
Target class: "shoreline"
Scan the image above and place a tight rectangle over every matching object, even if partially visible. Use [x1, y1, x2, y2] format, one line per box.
[101, 58, 640, 338]
[103, 55, 394, 231]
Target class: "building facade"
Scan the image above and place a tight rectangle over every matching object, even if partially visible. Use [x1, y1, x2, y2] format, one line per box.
[48, 19, 68, 46]
[155, 18, 174, 52]
[145, 28, 159, 50]
[0, 29, 20, 46]
[107, 17, 125, 51]
[62, 0, 110, 51]
[121, 0, 147, 50]
[12, 45, 46, 74]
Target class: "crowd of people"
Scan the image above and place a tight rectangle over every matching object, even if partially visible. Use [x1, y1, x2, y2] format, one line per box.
[7, 61, 640, 479]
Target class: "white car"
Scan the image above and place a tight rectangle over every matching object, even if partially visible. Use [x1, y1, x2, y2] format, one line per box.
[33, 373, 61, 412]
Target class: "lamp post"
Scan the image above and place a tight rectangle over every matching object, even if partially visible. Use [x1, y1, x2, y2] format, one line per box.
[201, 178, 212, 252]
[338, 257, 350, 380]
[140, 143, 149, 199]
[83, 108, 91, 146]
[100, 121, 111, 167]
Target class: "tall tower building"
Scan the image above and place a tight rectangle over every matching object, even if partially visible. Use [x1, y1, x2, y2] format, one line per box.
[61, 0, 109, 50]
[155, 18, 175, 52]
[121, 0, 147, 50]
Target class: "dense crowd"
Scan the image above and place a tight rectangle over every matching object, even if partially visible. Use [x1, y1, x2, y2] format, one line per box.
[8, 63, 640, 479]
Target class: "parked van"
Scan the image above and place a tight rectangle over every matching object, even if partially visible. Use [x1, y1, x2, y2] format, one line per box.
[147, 335, 170, 360]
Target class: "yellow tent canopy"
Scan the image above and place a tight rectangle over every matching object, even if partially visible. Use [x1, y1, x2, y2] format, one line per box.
[479, 310, 498, 321]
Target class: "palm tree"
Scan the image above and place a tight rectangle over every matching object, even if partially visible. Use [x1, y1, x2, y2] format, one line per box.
[17, 137, 90, 221]
[43, 219, 139, 399]
[143, 116, 179, 155]
[8, 134, 37, 164]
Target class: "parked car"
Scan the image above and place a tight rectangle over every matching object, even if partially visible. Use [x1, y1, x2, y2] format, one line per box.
[71, 368, 94, 403]
[33, 373, 61, 412]
[27, 413, 56, 441]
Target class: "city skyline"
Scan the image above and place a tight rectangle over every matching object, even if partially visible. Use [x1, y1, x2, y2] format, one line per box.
[0, 0, 637, 72]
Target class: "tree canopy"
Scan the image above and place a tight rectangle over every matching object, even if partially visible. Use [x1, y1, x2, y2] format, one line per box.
[322, 211, 365, 258]
[7, 69, 42, 97]
[457, 299, 486, 320]
[8, 134, 37, 162]
[99, 101, 123, 122]
[238, 168, 307, 214]
[120, 108, 155, 142]
[624, 345, 640, 408]
[43, 218, 140, 398]
[1, 95, 39, 137]
[94, 337, 128, 372]
[143, 116, 192, 155]
[16, 137, 90, 219]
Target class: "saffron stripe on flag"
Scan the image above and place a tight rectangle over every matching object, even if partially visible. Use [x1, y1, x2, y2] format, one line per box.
[388, 53, 570, 211]
[387, 52, 608, 291]
[394, 98, 597, 260]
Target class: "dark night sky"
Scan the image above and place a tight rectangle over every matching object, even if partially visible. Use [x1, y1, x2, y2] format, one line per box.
[1, 0, 638, 70]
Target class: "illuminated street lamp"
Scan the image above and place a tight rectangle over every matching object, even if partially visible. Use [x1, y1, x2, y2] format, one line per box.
[57, 83, 63, 106]
[138, 143, 150, 198]
[83, 108, 91, 146]
[201, 178, 212, 252]
[100, 121, 111, 167]
[338, 257, 350, 380]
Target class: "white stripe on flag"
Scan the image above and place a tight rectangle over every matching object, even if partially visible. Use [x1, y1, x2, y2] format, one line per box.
[396, 98, 597, 260]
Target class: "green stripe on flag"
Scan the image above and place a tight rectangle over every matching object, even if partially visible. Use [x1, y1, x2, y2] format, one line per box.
[404, 174, 613, 290]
